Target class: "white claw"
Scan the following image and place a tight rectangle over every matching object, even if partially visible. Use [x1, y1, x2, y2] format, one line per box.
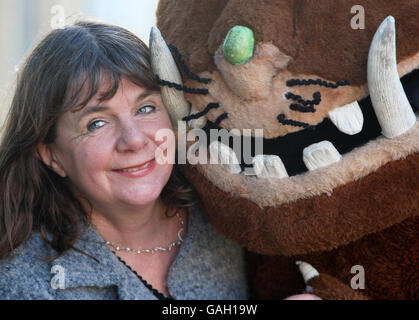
[150, 26, 190, 129]
[329, 101, 364, 135]
[252, 155, 288, 179]
[367, 16, 416, 138]
[303, 141, 342, 171]
[209, 141, 242, 174]
[296, 261, 320, 284]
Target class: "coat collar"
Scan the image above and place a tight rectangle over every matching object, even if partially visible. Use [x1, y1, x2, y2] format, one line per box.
[49, 205, 202, 299]
[51, 224, 157, 299]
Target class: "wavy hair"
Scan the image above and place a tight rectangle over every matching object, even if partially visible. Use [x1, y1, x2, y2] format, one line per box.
[0, 21, 197, 261]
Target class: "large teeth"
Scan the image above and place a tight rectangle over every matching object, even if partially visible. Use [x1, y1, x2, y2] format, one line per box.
[329, 101, 364, 135]
[367, 16, 416, 138]
[187, 106, 208, 129]
[150, 27, 190, 129]
[209, 141, 242, 174]
[303, 141, 342, 171]
[252, 155, 288, 179]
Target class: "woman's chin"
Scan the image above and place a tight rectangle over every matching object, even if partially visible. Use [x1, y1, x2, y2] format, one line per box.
[115, 186, 164, 207]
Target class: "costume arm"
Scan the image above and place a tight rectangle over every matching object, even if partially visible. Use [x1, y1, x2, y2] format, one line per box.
[298, 261, 369, 300]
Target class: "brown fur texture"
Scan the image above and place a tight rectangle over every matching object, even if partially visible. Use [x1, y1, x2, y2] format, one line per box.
[157, 0, 419, 299]
[181, 156, 419, 299]
[247, 216, 418, 300]
[159, 0, 419, 138]
[158, 0, 419, 85]
[180, 152, 419, 256]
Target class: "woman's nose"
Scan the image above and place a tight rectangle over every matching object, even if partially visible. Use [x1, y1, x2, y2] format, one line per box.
[115, 121, 149, 152]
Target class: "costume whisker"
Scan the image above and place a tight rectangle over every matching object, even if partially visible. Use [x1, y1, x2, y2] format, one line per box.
[277, 114, 315, 130]
[290, 104, 316, 113]
[285, 92, 321, 106]
[286, 91, 321, 113]
[156, 75, 209, 95]
[214, 113, 229, 127]
[169, 45, 212, 84]
[182, 103, 220, 122]
[286, 78, 350, 88]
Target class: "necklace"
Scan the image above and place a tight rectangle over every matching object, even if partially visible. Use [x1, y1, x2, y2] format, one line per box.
[104, 212, 184, 254]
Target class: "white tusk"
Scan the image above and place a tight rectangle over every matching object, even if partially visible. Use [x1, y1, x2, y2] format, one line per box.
[252, 155, 288, 179]
[329, 101, 364, 135]
[367, 16, 416, 138]
[303, 141, 342, 171]
[209, 141, 242, 174]
[296, 261, 320, 284]
[149, 26, 190, 129]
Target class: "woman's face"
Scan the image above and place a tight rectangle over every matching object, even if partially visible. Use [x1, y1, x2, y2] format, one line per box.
[41, 77, 174, 211]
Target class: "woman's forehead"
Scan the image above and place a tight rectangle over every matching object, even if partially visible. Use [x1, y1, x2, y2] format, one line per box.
[69, 78, 160, 120]
[67, 72, 117, 112]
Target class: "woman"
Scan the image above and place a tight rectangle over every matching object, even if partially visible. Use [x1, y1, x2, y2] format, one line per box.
[0, 21, 248, 300]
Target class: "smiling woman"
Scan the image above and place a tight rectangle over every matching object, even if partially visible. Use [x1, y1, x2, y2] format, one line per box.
[0, 21, 248, 300]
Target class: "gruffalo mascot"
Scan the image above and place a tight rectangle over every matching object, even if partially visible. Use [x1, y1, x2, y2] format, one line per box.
[151, 0, 419, 299]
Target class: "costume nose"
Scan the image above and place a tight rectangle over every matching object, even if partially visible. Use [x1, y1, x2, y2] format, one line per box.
[116, 121, 149, 152]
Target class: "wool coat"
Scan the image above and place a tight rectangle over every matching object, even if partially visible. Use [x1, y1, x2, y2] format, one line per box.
[0, 205, 248, 300]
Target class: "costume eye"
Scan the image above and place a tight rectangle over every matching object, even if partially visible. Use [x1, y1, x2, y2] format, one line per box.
[137, 105, 157, 114]
[223, 25, 255, 65]
[87, 119, 107, 132]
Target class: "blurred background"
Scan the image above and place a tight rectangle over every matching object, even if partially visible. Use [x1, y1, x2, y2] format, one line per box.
[0, 0, 159, 129]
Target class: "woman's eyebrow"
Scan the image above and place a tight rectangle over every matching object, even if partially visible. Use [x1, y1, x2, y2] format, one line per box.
[135, 90, 158, 102]
[76, 105, 109, 121]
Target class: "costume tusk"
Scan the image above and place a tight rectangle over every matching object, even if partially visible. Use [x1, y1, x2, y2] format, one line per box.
[150, 26, 190, 129]
[367, 16, 416, 138]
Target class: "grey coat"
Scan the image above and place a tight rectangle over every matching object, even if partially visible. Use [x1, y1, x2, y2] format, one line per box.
[0, 205, 248, 300]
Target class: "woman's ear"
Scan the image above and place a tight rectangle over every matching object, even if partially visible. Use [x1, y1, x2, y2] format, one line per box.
[36, 143, 67, 178]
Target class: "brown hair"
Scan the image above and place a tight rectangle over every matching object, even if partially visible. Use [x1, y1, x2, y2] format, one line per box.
[0, 21, 197, 261]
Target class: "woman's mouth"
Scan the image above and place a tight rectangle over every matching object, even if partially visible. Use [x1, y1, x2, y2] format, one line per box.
[113, 159, 156, 178]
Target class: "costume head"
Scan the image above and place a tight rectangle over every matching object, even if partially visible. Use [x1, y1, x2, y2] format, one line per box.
[154, 0, 419, 299]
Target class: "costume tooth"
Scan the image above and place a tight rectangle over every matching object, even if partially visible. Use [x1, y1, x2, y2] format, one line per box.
[367, 16, 416, 138]
[303, 141, 342, 171]
[252, 155, 288, 179]
[328, 101, 364, 135]
[209, 141, 242, 174]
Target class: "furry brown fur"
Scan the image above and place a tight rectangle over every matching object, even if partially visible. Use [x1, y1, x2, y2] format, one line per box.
[247, 216, 418, 299]
[157, 0, 419, 299]
[158, 0, 419, 85]
[181, 152, 418, 256]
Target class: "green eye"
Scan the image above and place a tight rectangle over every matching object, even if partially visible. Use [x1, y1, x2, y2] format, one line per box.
[223, 25, 255, 65]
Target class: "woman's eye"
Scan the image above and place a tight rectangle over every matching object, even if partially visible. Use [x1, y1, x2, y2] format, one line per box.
[137, 105, 156, 114]
[85, 105, 156, 133]
[87, 120, 106, 132]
